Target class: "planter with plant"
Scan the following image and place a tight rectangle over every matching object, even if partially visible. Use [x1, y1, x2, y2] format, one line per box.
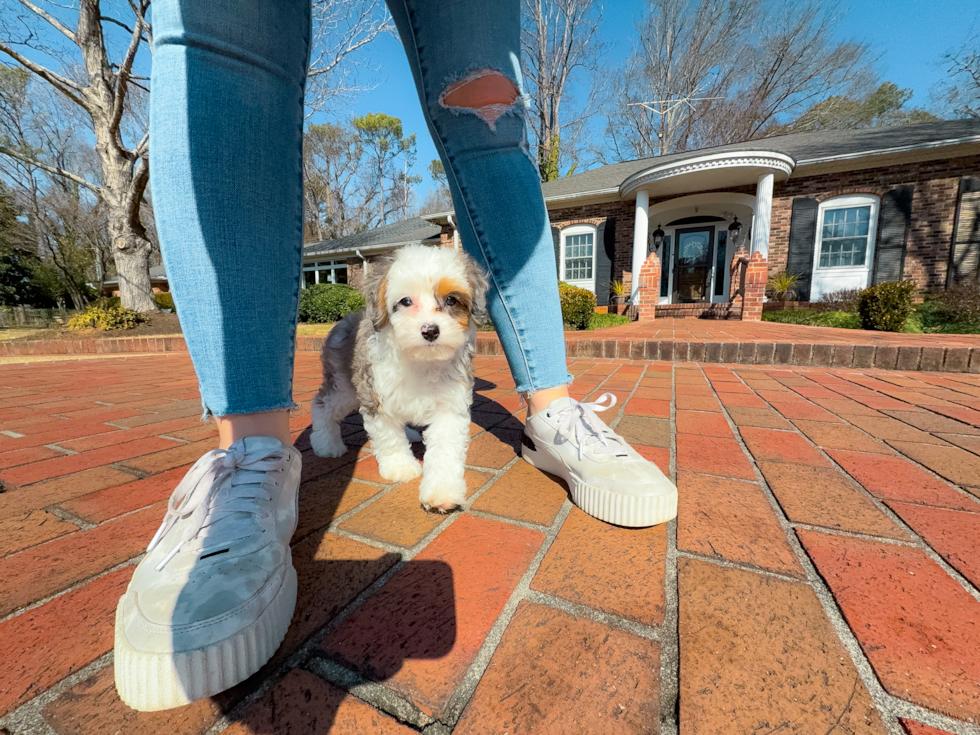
[609, 280, 626, 314]
[766, 271, 802, 302]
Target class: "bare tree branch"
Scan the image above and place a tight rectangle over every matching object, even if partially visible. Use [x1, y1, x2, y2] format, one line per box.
[16, 0, 76, 42]
[0, 143, 101, 194]
[0, 41, 87, 107]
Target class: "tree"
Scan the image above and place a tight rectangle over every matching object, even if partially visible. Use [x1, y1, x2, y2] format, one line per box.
[0, 0, 156, 311]
[602, 0, 875, 160]
[933, 35, 980, 119]
[303, 121, 373, 241]
[419, 159, 453, 214]
[521, 0, 603, 181]
[0, 181, 56, 306]
[352, 112, 416, 225]
[775, 82, 937, 134]
[0, 65, 113, 307]
[306, 0, 394, 116]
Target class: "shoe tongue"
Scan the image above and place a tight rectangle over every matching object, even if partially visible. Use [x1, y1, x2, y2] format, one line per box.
[546, 397, 577, 413]
[234, 436, 284, 453]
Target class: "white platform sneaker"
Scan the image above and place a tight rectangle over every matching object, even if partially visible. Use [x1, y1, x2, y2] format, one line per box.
[522, 394, 677, 528]
[114, 436, 301, 711]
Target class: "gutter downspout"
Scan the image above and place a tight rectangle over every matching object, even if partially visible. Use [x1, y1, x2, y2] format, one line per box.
[355, 249, 370, 280]
[447, 214, 460, 250]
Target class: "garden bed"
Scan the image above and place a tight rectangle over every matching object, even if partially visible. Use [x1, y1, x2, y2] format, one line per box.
[763, 300, 980, 334]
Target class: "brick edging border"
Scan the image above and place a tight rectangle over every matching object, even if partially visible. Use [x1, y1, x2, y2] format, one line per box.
[3, 334, 979, 373]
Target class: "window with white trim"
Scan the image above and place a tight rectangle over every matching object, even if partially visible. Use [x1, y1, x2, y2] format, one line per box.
[561, 225, 597, 289]
[302, 260, 348, 287]
[816, 196, 879, 269]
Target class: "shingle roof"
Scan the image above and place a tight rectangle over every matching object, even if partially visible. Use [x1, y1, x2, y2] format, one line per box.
[540, 119, 980, 200]
[304, 217, 441, 258]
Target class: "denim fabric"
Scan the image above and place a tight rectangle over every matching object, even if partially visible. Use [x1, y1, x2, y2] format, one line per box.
[150, 0, 310, 416]
[386, 0, 570, 394]
[150, 0, 569, 416]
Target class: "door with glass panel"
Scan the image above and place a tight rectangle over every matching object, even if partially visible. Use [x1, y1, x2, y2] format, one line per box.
[810, 198, 877, 301]
[673, 227, 714, 303]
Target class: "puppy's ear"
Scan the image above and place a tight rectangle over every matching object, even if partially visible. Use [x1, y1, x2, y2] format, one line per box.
[457, 250, 490, 327]
[362, 255, 396, 331]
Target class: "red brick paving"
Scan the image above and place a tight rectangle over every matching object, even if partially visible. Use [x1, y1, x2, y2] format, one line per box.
[2, 352, 980, 733]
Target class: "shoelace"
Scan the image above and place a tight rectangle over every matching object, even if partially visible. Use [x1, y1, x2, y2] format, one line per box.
[147, 443, 285, 571]
[553, 393, 628, 461]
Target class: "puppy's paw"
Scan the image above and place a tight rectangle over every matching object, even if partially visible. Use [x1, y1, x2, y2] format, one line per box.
[310, 429, 348, 458]
[419, 474, 466, 514]
[377, 453, 423, 483]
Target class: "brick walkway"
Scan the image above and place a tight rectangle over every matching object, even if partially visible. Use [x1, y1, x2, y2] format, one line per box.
[2, 353, 980, 734]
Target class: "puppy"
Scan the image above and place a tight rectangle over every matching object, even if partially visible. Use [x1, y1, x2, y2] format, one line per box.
[310, 244, 489, 512]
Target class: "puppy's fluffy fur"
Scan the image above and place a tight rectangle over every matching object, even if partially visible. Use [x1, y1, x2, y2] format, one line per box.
[310, 244, 489, 512]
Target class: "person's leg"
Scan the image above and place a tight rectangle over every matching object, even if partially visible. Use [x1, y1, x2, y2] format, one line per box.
[150, 0, 309, 436]
[386, 0, 571, 402]
[388, 0, 676, 528]
[114, 0, 310, 711]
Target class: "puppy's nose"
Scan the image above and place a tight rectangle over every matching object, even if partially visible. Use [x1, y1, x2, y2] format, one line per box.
[421, 323, 440, 342]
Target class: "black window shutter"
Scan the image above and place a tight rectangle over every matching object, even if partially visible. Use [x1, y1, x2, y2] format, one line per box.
[947, 177, 980, 287]
[874, 185, 914, 285]
[594, 218, 615, 306]
[552, 226, 561, 281]
[786, 197, 819, 301]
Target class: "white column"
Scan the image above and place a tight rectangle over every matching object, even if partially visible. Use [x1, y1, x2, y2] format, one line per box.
[751, 172, 774, 258]
[631, 189, 650, 298]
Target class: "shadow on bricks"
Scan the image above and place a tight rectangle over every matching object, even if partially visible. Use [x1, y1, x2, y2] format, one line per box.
[40, 420, 458, 734]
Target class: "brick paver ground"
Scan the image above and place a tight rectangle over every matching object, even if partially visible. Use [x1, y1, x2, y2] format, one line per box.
[2, 353, 980, 734]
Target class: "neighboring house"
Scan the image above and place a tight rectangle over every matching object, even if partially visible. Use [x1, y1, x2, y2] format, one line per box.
[303, 217, 443, 289]
[101, 264, 170, 297]
[311, 119, 979, 320]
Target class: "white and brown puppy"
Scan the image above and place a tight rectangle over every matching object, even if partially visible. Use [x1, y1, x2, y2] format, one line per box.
[310, 244, 489, 512]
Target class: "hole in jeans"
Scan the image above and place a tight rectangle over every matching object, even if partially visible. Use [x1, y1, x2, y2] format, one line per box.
[439, 69, 520, 131]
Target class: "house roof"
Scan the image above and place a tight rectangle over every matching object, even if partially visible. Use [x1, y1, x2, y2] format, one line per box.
[539, 119, 980, 201]
[304, 217, 442, 258]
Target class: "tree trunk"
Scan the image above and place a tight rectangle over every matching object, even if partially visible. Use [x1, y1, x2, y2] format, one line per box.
[109, 214, 156, 312]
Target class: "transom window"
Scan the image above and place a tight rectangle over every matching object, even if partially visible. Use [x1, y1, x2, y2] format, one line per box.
[564, 232, 594, 281]
[303, 259, 348, 287]
[818, 204, 873, 268]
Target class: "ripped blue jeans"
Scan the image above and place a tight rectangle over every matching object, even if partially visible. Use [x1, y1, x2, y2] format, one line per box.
[150, 0, 570, 417]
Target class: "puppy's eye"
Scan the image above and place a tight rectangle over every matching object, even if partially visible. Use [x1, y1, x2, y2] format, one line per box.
[444, 295, 457, 307]
[398, 297, 413, 308]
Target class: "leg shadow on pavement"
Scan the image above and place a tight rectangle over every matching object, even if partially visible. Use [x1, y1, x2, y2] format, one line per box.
[215, 421, 457, 733]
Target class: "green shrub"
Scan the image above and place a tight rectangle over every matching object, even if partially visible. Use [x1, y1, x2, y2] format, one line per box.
[858, 280, 917, 332]
[816, 288, 862, 313]
[558, 282, 596, 331]
[589, 312, 631, 330]
[67, 304, 148, 331]
[154, 292, 176, 312]
[936, 282, 980, 324]
[299, 283, 366, 323]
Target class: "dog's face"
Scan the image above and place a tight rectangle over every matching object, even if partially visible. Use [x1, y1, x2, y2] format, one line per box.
[365, 245, 489, 361]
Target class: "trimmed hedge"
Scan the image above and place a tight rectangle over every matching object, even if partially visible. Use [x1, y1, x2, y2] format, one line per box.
[559, 282, 596, 331]
[299, 283, 366, 323]
[858, 280, 917, 332]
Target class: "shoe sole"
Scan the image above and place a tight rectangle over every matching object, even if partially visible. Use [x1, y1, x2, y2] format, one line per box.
[113, 564, 297, 712]
[522, 443, 677, 528]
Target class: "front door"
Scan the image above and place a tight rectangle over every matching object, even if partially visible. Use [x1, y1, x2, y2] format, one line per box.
[673, 227, 714, 303]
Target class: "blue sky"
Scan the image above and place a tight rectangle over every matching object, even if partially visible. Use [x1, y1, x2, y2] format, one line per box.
[331, 0, 979, 201]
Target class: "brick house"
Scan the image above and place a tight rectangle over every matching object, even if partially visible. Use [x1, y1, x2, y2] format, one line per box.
[304, 119, 980, 320]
